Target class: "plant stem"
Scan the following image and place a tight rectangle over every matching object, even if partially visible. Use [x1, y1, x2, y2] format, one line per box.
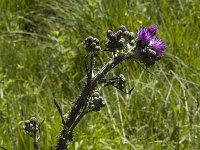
[33, 126, 38, 150]
[56, 53, 132, 149]
[69, 107, 88, 133]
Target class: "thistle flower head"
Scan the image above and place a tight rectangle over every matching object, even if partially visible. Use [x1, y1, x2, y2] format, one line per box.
[147, 25, 157, 37]
[149, 38, 166, 56]
[135, 25, 166, 66]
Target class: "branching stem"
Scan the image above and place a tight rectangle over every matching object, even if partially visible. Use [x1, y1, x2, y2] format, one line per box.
[56, 53, 133, 149]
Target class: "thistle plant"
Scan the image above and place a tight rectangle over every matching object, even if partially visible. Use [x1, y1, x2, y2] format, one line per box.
[54, 24, 166, 149]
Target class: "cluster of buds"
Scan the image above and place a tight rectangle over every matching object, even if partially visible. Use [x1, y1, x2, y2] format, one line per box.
[84, 25, 166, 67]
[104, 25, 166, 66]
[24, 117, 37, 134]
[85, 36, 101, 52]
[87, 91, 106, 112]
[116, 74, 126, 90]
[24, 116, 43, 149]
[106, 25, 134, 55]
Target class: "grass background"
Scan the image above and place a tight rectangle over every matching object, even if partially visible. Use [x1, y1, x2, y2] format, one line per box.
[0, 0, 200, 149]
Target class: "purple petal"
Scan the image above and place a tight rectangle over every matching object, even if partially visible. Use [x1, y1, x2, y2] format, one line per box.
[147, 25, 157, 37]
[149, 38, 166, 56]
[136, 27, 151, 45]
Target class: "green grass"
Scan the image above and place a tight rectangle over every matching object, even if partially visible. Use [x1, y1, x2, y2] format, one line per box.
[0, 0, 200, 149]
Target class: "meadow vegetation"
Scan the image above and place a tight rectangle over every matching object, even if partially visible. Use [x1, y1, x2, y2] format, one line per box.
[0, 0, 200, 149]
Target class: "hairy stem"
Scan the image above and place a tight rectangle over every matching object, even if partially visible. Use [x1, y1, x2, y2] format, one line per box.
[56, 53, 132, 149]
[69, 107, 88, 133]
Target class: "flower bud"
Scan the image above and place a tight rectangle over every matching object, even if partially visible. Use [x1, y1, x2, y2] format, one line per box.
[117, 74, 126, 89]
[85, 36, 94, 45]
[95, 96, 106, 109]
[25, 120, 30, 127]
[130, 40, 135, 46]
[29, 123, 34, 129]
[128, 32, 134, 40]
[93, 38, 99, 45]
[30, 117, 37, 125]
[31, 126, 35, 131]
[123, 31, 130, 38]
[116, 30, 123, 40]
[107, 30, 116, 42]
[93, 91, 99, 97]
[119, 25, 127, 32]
[105, 41, 115, 49]
[117, 38, 125, 49]
[90, 42, 96, 49]
[95, 46, 101, 51]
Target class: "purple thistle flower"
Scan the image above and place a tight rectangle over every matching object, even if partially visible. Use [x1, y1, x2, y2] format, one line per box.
[136, 27, 151, 45]
[149, 38, 166, 56]
[147, 25, 157, 37]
